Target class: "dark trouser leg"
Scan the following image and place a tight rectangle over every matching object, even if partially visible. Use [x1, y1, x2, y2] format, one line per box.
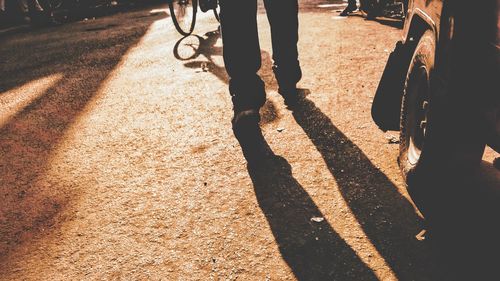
[263, 0, 301, 88]
[219, 0, 266, 111]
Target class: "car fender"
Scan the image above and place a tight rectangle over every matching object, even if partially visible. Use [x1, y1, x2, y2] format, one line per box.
[371, 41, 414, 131]
[372, 3, 438, 131]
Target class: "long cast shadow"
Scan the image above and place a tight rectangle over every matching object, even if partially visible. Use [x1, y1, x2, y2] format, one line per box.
[173, 11, 415, 279]
[291, 93, 433, 280]
[292, 93, 500, 279]
[0, 5, 167, 270]
[248, 153, 378, 280]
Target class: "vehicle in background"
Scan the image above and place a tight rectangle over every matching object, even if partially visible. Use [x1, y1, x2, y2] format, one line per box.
[359, 0, 408, 19]
[371, 0, 499, 216]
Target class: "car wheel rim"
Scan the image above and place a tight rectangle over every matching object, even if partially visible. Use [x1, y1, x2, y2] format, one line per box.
[407, 65, 429, 165]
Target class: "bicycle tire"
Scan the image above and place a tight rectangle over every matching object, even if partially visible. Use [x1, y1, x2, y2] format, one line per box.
[169, 0, 197, 36]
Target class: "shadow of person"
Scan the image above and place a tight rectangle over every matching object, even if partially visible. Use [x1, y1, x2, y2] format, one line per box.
[291, 91, 432, 280]
[247, 153, 378, 280]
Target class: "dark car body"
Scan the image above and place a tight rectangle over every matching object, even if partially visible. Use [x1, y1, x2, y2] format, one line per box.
[372, 0, 499, 152]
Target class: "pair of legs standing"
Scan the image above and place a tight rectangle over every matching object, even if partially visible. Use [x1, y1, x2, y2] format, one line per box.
[219, 0, 302, 113]
[218, 0, 302, 162]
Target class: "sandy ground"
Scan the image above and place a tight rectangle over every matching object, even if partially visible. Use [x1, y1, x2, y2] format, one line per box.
[0, 0, 499, 280]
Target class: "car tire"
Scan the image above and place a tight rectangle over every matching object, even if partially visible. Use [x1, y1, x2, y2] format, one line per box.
[399, 30, 486, 215]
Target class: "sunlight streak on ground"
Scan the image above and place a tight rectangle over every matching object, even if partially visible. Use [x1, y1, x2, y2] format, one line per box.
[150, 8, 169, 15]
[48, 16, 170, 155]
[0, 74, 64, 129]
[318, 3, 347, 8]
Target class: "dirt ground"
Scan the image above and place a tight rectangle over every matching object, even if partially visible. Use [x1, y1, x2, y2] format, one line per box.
[0, 0, 499, 280]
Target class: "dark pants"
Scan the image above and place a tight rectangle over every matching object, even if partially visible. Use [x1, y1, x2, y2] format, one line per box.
[219, 0, 302, 111]
[347, 0, 356, 7]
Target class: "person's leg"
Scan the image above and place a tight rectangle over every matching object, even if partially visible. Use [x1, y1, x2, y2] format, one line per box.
[263, 0, 302, 103]
[219, 0, 269, 162]
[219, 0, 265, 112]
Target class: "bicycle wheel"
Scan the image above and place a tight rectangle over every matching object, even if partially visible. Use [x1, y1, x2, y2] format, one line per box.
[169, 0, 197, 36]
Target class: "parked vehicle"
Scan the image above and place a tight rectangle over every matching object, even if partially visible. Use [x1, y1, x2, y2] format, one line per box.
[371, 0, 499, 215]
[359, 0, 407, 19]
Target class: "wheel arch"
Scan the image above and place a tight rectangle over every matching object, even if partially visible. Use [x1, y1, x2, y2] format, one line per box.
[371, 10, 437, 132]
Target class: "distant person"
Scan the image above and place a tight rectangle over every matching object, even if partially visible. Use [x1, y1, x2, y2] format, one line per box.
[340, 0, 358, 16]
[219, 0, 302, 162]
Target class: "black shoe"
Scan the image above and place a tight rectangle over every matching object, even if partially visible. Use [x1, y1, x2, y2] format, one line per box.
[278, 86, 300, 109]
[340, 5, 357, 16]
[232, 109, 271, 165]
